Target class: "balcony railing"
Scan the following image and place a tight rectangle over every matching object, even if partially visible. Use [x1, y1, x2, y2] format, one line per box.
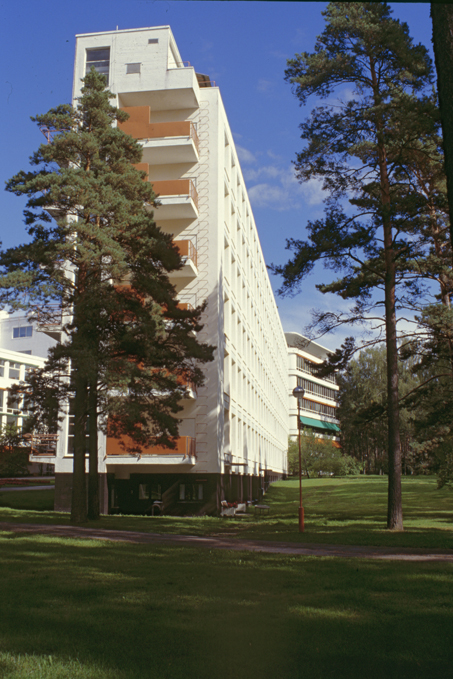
[26, 433, 58, 457]
[174, 239, 198, 269]
[106, 435, 196, 459]
[34, 304, 64, 340]
[119, 107, 199, 153]
[152, 179, 199, 212]
[33, 304, 63, 326]
[177, 302, 194, 311]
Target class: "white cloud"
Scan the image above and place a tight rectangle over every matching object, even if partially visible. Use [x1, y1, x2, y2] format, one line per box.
[236, 145, 257, 165]
[267, 149, 283, 161]
[341, 87, 356, 102]
[257, 79, 274, 93]
[248, 183, 291, 210]
[298, 177, 326, 206]
[244, 164, 281, 181]
[246, 164, 326, 210]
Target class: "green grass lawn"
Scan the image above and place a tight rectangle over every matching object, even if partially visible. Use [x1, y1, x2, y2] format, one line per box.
[0, 476, 451, 549]
[0, 489, 55, 512]
[0, 532, 452, 679]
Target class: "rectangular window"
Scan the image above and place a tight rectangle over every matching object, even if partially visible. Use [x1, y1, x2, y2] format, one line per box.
[297, 377, 338, 402]
[126, 63, 141, 74]
[86, 48, 110, 84]
[179, 483, 203, 501]
[0, 391, 3, 410]
[0, 360, 4, 377]
[139, 483, 161, 501]
[13, 326, 33, 339]
[8, 363, 20, 380]
[296, 354, 336, 384]
[138, 484, 149, 500]
[301, 398, 336, 419]
[148, 38, 159, 44]
[6, 415, 19, 430]
[7, 392, 20, 414]
[24, 365, 34, 380]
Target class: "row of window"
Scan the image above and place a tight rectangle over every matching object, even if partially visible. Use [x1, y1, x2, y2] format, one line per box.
[0, 360, 34, 380]
[138, 482, 203, 502]
[301, 398, 337, 419]
[0, 390, 30, 416]
[296, 355, 336, 384]
[297, 377, 338, 402]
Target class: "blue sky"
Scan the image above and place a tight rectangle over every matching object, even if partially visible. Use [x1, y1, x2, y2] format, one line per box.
[0, 1, 434, 350]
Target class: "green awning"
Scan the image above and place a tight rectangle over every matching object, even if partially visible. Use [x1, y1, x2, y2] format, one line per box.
[299, 415, 340, 432]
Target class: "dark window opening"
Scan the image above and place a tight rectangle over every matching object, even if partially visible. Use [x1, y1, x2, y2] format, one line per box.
[13, 326, 33, 339]
[138, 483, 162, 501]
[179, 483, 203, 501]
[86, 48, 110, 85]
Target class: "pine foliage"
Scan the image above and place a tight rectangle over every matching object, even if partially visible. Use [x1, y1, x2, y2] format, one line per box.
[1, 70, 214, 521]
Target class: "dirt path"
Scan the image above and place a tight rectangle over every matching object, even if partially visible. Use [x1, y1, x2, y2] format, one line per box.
[1, 521, 452, 561]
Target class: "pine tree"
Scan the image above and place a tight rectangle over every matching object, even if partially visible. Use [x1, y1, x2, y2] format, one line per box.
[273, 2, 438, 529]
[1, 70, 214, 522]
[431, 3, 453, 253]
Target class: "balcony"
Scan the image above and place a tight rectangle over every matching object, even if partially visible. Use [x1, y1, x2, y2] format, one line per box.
[134, 163, 198, 220]
[153, 179, 199, 221]
[172, 239, 198, 278]
[26, 433, 58, 460]
[34, 305, 64, 341]
[106, 435, 196, 464]
[118, 65, 200, 111]
[119, 107, 199, 164]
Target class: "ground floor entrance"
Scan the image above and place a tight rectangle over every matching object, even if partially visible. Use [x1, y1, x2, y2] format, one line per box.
[54, 470, 282, 516]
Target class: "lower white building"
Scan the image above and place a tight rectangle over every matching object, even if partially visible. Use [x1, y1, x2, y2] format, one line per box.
[286, 332, 340, 442]
[0, 311, 56, 475]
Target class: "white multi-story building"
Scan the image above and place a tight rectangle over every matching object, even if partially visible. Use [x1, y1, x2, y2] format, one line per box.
[0, 311, 56, 475]
[31, 26, 289, 515]
[286, 332, 340, 442]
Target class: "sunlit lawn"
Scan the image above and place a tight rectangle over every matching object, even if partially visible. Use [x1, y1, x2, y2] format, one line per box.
[0, 476, 452, 549]
[0, 532, 452, 679]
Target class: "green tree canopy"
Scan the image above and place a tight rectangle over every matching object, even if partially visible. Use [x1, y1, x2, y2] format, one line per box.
[1, 70, 214, 521]
[272, 2, 444, 529]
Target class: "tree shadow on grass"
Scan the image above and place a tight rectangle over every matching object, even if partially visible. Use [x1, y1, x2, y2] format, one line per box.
[1, 535, 453, 679]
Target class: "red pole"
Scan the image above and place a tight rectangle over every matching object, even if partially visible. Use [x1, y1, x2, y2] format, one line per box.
[298, 399, 304, 532]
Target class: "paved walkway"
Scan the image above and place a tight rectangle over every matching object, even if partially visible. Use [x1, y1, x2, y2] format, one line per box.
[0, 486, 55, 492]
[1, 521, 452, 561]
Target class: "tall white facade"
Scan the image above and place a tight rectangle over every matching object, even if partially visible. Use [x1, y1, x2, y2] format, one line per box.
[35, 26, 289, 514]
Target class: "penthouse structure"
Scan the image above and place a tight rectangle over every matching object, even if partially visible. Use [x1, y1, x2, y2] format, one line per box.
[31, 27, 289, 515]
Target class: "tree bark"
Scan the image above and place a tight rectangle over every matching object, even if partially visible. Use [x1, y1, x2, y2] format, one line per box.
[71, 369, 88, 523]
[383, 245, 403, 530]
[87, 378, 100, 520]
[431, 3, 453, 258]
[369, 54, 403, 530]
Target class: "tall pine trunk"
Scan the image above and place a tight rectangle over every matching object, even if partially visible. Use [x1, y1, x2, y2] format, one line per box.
[384, 251, 403, 530]
[370, 54, 403, 530]
[87, 378, 100, 520]
[71, 368, 88, 523]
